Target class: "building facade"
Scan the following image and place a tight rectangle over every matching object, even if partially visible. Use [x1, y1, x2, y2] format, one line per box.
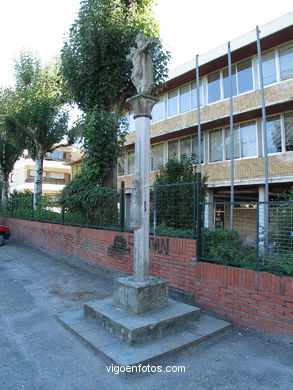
[117, 13, 293, 232]
[10, 146, 81, 196]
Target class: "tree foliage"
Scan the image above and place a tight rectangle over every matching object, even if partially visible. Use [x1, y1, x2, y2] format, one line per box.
[0, 88, 25, 206]
[61, 0, 170, 186]
[6, 50, 77, 204]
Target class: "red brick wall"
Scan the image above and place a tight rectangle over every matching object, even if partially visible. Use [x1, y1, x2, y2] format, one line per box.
[1, 217, 292, 336]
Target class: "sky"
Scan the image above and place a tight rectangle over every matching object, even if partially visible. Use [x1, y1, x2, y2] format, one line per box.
[0, 0, 292, 87]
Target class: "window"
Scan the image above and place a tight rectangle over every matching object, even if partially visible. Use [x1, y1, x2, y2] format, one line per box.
[51, 150, 66, 160]
[151, 144, 164, 171]
[192, 134, 204, 164]
[262, 50, 277, 86]
[223, 66, 237, 99]
[179, 85, 191, 113]
[266, 116, 281, 153]
[225, 127, 240, 160]
[29, 170, 46, 178]
[127, 151, 135, 175]
[239, 122, 257, 157]
[167, 90, 178, 117]
[117, 156, 125, 176]
[168, 140, 179, 160]
[180, 137, 192, 158]
[208, 72, 221, 103]
[152, 97, 165, 122]
[237, 59, 253, 94]
[49, 172, 65, 180]
[284, 112, 293, 151]
[209, 129, 223, 162]
[191, 80, 203, 108]
[279, 43, 293, 81]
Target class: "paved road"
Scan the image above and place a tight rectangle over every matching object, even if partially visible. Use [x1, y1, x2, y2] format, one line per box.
[0, 240, 292, 390]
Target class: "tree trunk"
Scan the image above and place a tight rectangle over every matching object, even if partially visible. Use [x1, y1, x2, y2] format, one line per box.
[33, 147, 44, 210]
[1, 173, 9, 209]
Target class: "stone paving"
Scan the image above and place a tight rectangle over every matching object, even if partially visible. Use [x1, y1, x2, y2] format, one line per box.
[0, 239, 292, 390]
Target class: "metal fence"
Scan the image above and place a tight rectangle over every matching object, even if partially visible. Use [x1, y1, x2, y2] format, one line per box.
[0, 183, 292, 276]
[200, 201, 293, 276]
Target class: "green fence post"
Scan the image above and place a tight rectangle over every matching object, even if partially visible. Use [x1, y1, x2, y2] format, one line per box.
[153, 186, 157, 236]
[31, 193, 34, 220]
[193, 181, 197, 239]
[62, 207, 65, 225]
[196, 172, 202, 260]
[256, 202, 260, 271]
[120, 181, 125, 232]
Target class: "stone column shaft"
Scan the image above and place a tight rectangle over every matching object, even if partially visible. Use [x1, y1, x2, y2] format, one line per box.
[126, 94, 158, 283]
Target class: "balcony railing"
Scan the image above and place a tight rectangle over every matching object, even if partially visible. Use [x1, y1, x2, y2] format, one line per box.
[25, 177, 71, 185]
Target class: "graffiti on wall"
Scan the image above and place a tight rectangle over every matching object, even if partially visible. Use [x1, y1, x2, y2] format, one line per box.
[107, 235, 170, 257]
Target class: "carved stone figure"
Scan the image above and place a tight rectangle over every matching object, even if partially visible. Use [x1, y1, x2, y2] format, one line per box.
[127, 33, 158, 95]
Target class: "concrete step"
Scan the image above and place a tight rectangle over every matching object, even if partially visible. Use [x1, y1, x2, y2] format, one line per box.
[57, 299, 231, 366]
[84, 298, 201, 346]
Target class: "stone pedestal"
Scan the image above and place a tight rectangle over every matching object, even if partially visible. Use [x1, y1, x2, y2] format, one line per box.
[113, 276, 168, 315]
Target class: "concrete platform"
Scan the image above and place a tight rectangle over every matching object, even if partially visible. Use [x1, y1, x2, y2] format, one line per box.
[84, 298, 200, 345]
[58, 299, 231, 366]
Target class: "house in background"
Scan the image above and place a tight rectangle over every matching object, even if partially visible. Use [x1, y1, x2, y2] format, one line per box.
[9, 145, 82, 197]
[117, 12, 293, 234]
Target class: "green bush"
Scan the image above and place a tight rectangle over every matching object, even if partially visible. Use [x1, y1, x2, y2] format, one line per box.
[60, 177, 119, 227]
[202, 228, 256, 266]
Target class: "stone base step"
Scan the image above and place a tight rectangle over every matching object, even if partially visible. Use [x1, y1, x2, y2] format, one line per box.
[84, 298, 200, 346]
[58, 300, 230, 366]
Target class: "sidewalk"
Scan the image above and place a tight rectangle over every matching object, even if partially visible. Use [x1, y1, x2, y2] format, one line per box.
[0, 239, 292, 390]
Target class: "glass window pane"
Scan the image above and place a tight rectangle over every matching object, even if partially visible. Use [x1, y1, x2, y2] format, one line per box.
[167, 90, 178, 117]
[168, 140, 179, 160]
[225, 127, 240, 159]
[237, 59, 253, 94]
[180, 137, 192, 158]
[208, 72, 221, 103]
[209, 129, 223, 162]
[179, 85, 191, 113]
[262, 50, 277, 86]
[223, 66, 237, 99]
[151, 144, 164, 171]
[127, 151, 135, 175]
[279, 44, 293, 81]
[192, 134, 204, 163]
[117, 156, 125, 176]
[191, 80, 203, 108]
[152, 97, 165, 122]
[266, 116, 281, 153]
[240, 122, 256, 157]
[284, 111, 293, 151]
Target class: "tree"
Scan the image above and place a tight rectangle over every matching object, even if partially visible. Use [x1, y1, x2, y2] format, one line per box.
[61, 0, 169, 186]
[7, 51, 77, 208]
[0, 89, 25, 208]
[153, 156, 208, 230]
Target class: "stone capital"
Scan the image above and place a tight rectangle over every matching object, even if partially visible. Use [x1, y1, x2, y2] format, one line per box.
[126, 93, 159, 119]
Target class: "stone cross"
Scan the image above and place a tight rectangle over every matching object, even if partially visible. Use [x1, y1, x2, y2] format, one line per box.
[126, 33, 158, 282]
